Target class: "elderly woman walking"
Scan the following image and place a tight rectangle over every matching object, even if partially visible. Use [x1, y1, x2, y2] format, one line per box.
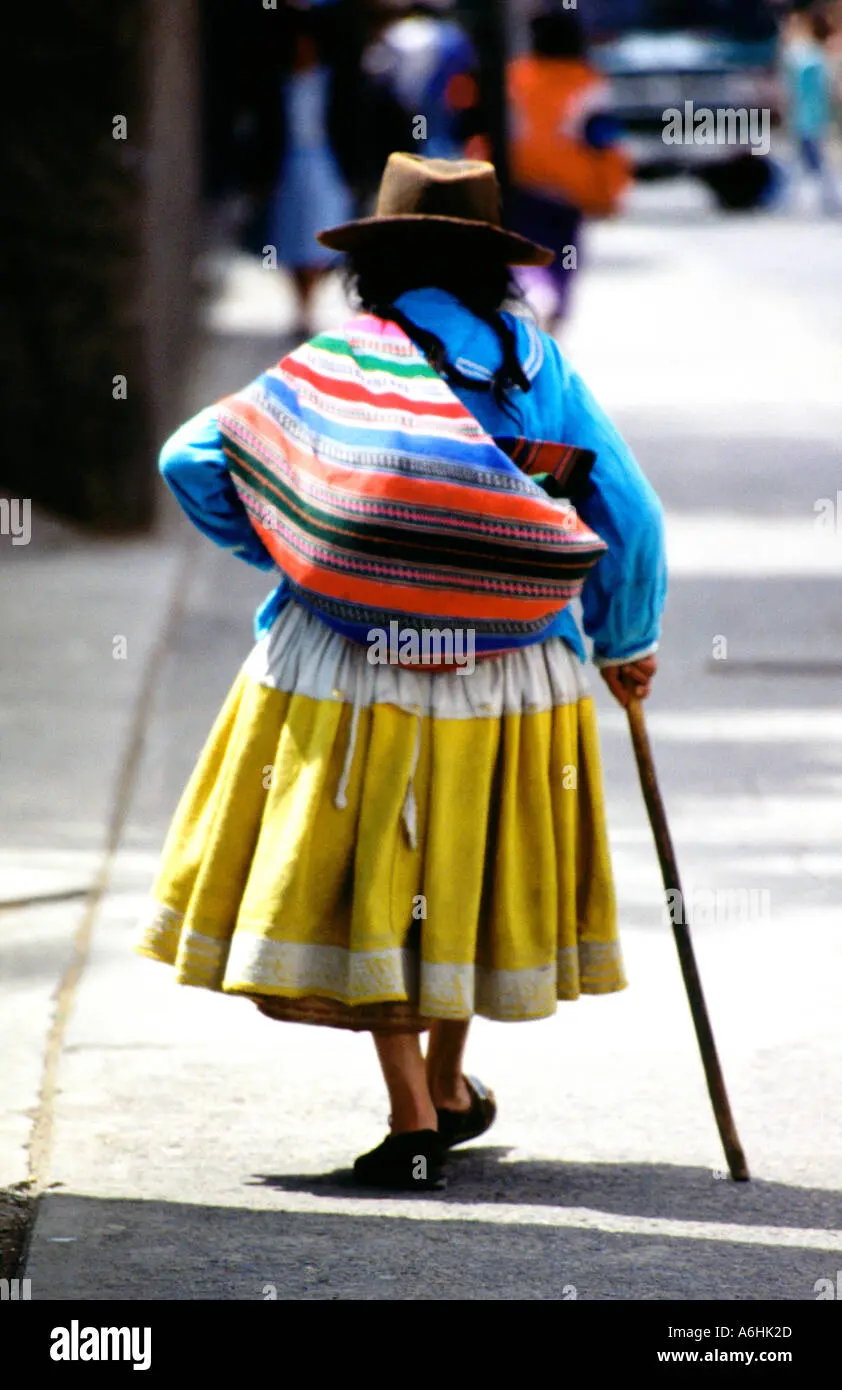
[137, 154, 667, 1192]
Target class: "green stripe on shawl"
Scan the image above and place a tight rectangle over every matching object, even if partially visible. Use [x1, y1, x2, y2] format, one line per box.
[223, 438, 587, 581]
[310, 334, 439, 381]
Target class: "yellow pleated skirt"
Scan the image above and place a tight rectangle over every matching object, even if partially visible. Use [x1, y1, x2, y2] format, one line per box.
[136, 601, 624, 1029]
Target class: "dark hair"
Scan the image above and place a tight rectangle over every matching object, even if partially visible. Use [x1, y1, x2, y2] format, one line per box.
[344, 226, 532, 418]
[530, 12, 587, 59]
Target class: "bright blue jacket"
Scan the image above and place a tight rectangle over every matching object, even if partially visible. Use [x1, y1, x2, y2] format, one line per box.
[160, 288, 667, 667]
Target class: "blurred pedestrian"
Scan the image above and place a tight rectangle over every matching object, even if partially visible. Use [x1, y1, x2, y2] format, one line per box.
[818, 5, 842, 120]
[781, 7, 840, 214]
[507, 9, 632, 334]
[139, 154, 667, 1193]
[361, 0, 489, 189]
[266, 2, 356, 335]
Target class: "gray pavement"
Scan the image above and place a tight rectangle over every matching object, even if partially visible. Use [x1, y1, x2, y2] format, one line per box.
[3, 189, 842, 1300]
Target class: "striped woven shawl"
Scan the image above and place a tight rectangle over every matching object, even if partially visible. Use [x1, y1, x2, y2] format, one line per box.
[216, 313, 608, 652]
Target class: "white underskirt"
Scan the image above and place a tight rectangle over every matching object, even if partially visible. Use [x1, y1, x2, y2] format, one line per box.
[242, 599, 589, 720]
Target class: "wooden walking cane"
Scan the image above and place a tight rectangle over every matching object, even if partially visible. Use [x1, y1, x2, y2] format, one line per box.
[626, 697, 750, 1182]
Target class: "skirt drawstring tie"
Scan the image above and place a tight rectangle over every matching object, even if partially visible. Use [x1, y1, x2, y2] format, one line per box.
[334, 691, 363, 811]
[401, 708, 423, 851]
[333, 690, 423, 853]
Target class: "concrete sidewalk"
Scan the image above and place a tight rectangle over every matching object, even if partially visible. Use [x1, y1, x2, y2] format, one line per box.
[0, 497, 193, 1274]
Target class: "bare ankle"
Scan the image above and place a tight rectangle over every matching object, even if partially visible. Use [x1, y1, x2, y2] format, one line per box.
[390, 1100, 438, 1135]
[427, 1074, 472, 1112]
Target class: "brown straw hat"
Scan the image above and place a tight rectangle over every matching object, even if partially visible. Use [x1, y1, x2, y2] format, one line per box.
[317, 152, 555, 267]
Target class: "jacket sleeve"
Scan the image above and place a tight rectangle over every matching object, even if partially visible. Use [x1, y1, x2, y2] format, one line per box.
[159, 405, 276, 572]
[551, 350, 668, 666]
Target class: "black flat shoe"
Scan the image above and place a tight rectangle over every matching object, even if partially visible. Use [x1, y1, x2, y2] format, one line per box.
[436, 1075, 497, 1149]
[352, 1129, 447, 1192]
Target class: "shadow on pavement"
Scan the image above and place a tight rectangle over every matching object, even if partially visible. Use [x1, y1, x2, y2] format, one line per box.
[254, 1153, 842, 1231]
[25, 1166, 840, 1300]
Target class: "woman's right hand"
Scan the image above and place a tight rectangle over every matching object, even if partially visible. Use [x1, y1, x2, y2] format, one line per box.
[599, 655, 658, 708]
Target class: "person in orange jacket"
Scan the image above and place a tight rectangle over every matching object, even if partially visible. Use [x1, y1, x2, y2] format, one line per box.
[507, 9, 632, 333]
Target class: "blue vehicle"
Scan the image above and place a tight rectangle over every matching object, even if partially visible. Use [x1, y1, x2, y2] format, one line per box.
[582, 0, 784, 209]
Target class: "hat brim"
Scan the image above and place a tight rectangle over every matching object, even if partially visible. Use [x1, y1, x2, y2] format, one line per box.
[316, 214, 555, 267]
